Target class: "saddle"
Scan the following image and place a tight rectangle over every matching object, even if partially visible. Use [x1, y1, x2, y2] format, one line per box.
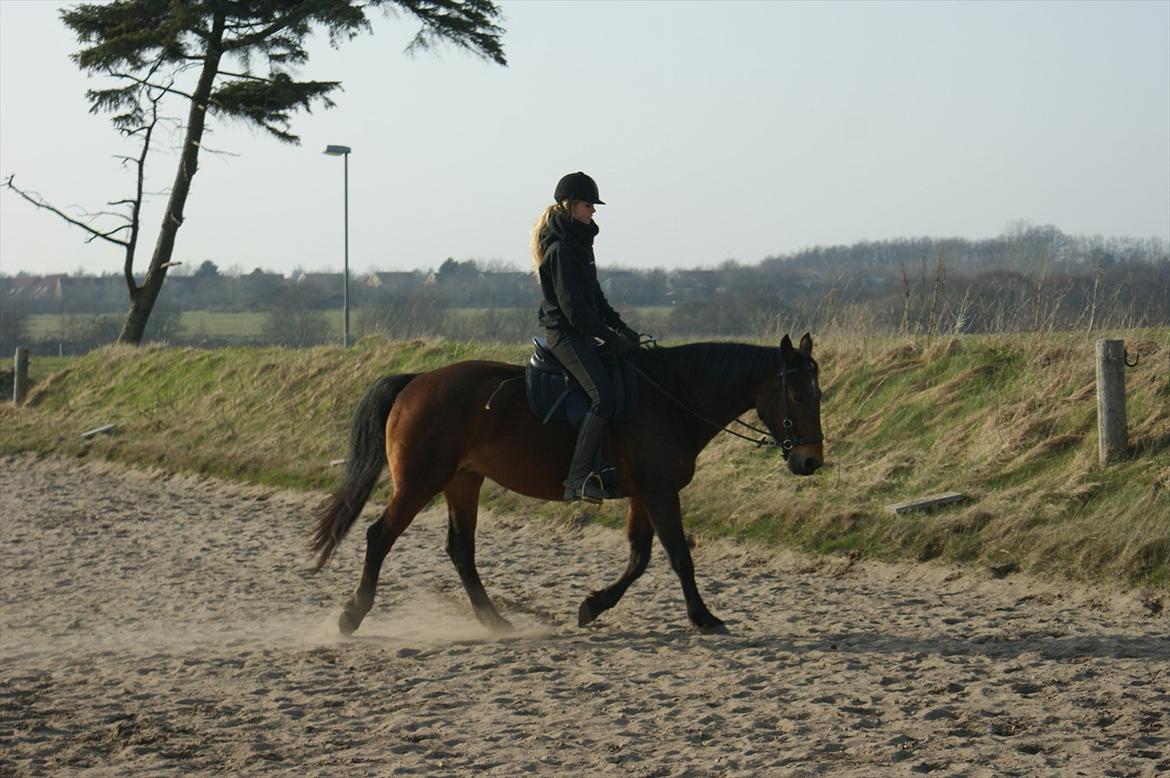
[525, 337, 637, 427]
[525, 337, 638, 498]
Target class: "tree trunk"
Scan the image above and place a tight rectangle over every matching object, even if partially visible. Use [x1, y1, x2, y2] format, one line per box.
[118, 14, 226, 345]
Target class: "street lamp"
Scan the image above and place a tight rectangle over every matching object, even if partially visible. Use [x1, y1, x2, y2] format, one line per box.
[322, 144, 352, 347]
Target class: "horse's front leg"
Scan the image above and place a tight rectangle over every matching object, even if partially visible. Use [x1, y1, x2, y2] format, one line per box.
[642, 490, 728, 634]
[578, 499, 654, 627]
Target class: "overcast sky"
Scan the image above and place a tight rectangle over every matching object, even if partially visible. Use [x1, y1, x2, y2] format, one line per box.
[1, 0, 1167, 278]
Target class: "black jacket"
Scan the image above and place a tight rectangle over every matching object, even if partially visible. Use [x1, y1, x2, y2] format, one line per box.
[537, 211, 633, 343]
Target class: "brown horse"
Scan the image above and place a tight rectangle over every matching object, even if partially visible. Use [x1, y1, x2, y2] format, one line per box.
[310, 333, 824, 636]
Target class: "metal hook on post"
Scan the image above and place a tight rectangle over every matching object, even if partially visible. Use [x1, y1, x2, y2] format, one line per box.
[1124, 349, 1139, 368]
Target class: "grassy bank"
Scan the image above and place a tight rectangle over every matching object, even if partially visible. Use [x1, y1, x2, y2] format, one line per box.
[2, 332, 1167, 588]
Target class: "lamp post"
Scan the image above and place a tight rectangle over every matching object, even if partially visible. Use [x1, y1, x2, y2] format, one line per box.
[322, 144, 352, 347]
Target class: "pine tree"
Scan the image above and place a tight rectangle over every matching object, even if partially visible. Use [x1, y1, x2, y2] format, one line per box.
[9, 0, 505, 344]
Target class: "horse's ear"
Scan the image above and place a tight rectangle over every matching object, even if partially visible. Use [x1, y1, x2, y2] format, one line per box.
[799, 332, 813, 355]
[780, 334, 794, 357]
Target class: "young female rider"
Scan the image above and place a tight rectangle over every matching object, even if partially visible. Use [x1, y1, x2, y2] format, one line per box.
[531, 171, 640, 503]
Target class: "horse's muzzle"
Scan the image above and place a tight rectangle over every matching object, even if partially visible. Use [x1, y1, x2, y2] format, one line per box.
[787, 452, 822, 476]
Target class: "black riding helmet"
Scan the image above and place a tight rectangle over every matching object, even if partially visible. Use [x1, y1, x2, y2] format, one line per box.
[554, 171, 605, 205]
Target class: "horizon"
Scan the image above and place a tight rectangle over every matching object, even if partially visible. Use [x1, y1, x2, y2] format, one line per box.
[3, 220, 1165, 280]
[1, 0, 1168, 278]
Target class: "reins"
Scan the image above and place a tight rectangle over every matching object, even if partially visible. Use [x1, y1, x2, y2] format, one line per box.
[630, 359, 823, 458]
[632, 365, 778, 448]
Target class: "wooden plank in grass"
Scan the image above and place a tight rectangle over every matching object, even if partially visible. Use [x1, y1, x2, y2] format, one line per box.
[884, 492, 966, 515]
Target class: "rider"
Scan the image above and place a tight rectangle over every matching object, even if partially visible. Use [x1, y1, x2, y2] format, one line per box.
[531, 171, 641, 503]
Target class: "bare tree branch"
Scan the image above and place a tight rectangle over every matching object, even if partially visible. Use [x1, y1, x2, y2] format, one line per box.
[109, 71, 198, 102]
[83, 209, 134, 220]
[216, 69, 272, 82]
[84, 223, 133, 244]
[199, 145, 242, 159]
[4, 175, 130, 248]
[124, 88, 160, 294]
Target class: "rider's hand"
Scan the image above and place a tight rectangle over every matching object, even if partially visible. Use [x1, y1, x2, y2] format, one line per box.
[607, 335, 639, 357]
[614, 323, 640, 344]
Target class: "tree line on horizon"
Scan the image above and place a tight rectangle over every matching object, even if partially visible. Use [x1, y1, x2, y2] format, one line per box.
[2, 223, 1166, 354]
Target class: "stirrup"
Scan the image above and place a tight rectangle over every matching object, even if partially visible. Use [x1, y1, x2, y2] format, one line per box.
[564, 472, 607, 504]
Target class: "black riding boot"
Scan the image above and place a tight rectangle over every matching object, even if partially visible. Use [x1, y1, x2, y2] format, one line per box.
[564, 411, 609, 504]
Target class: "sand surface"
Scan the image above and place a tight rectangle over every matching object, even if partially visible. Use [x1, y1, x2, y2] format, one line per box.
[1, 455, 1167, 776]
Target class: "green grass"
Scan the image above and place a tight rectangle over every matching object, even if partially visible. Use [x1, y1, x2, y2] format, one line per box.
[2, 330, 1167, 589]
[27, 307, 675, 343]
[178, 311, 273, 338]
[27, 311, 345, 341]
[26, 313, 119, 340]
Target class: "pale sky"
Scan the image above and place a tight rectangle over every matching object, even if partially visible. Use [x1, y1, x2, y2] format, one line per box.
[1, 0, 1168, 278]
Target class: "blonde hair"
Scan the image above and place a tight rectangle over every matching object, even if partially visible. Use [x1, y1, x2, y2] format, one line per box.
[530, 202, 569, 274]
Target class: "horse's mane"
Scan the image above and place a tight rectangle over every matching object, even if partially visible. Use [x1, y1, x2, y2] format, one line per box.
[635, 341, 780, 394]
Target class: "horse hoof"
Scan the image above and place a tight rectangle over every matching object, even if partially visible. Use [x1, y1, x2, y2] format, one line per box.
[577, 598, 599, 628]
[338, 609, 363, 636]
[486, 615, 514, 634]
[696, 617, 730, 635]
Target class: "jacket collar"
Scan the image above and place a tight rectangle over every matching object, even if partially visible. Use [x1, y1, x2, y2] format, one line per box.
[545, 209, 599, 248]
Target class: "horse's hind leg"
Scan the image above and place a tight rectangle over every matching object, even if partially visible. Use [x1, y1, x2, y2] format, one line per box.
[445, 471, 512, 632]
[339, 488, 432, 636]
[578, 499, 653, 627]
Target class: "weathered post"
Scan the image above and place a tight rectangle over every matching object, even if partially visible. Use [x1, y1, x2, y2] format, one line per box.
[13, 346, 29, 406]
[1095, 339, 1127, 465]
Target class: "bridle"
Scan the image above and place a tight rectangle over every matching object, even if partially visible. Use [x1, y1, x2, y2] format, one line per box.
[771, 359, 825, 455]
[631, 355, 823, 460]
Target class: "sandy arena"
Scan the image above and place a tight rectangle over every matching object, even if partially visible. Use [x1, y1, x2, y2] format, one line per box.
[1, 455, 1167, 776]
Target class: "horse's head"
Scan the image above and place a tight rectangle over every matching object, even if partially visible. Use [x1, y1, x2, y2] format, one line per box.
[757, 332, 824, 476]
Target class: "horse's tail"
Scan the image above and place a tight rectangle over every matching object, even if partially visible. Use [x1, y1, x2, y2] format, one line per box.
[310, 373, 417, 572]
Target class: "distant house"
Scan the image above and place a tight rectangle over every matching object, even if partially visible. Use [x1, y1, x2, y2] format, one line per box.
[295, 272, 344, 289]
[0, 273, 136, 313]
[3, 274, 66, 303]
[58, 274, 120, 296]
[60, 275, 135, 312]
[364, 271, 423, 292]
[598, 269, 638, 295]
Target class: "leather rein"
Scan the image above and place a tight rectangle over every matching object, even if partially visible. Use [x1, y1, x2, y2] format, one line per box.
[630, 357, 823, 459]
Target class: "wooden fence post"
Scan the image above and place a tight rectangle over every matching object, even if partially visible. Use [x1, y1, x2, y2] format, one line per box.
[13, 346, 29, 406]
[1096, 339, 1127, 465]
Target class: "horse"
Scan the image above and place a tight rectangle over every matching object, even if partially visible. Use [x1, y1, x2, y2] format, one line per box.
[310, 333, 824, 636]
